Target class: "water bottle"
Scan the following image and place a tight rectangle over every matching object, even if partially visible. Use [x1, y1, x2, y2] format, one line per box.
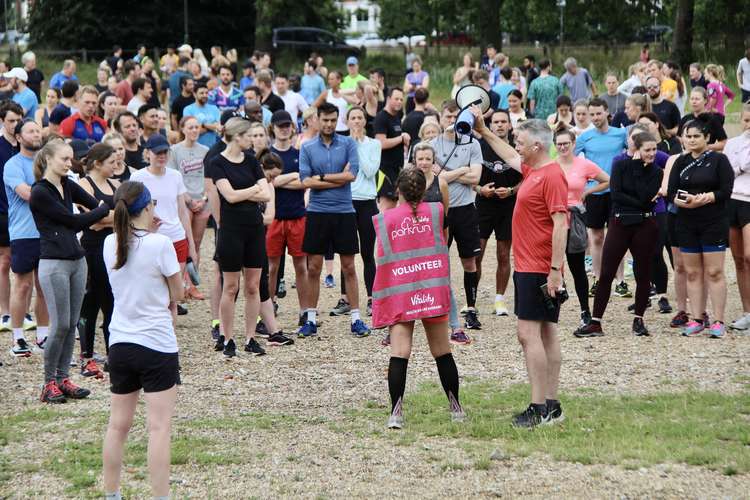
[186, 257, 200, 286]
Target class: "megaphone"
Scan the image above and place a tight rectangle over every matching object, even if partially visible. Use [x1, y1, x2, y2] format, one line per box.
[454, 84, 491, 137]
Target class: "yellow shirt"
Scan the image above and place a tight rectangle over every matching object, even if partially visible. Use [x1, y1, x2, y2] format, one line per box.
[661, 78, 677, 102]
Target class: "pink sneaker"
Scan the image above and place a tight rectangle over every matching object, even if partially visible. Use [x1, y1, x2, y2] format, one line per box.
[682, 320, 705, 337]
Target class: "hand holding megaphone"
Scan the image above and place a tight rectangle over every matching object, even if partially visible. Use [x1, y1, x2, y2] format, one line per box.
[468, 105, 486, 133]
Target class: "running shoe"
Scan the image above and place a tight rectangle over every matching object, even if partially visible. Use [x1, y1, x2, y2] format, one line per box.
[449, 393, 465, 423]
[512, 404, 548, 428]
[682, 320, 705, 337]
[627, 299, 651, 313]
[0, 314, 10, 332]
[584, 255, 593, 274]
[9, 338, 31, 357]
[580, 310, 592, 327]
[277, 278, 287, 299]
[494, 297, 509, 316]
[177, 304, 188, 316]
[649, 284, 657, 297]
[23, 313, 36, 331]
[214, 334, 225, 352]
[80, 358, 104, 379]
[244, 338, 266, 356]
[211, 324, 221, 341]
[449, 330, 471, 345]
[40, 380, 66, 404]
[464, 309, 481, 330]
[387, 405, 404, 430]
[255, 321, 270, 338]
[267, 331, 294, 346]
[381, 333, 391, 347]
[92, 352, 107, 363]
[459, 305, 470, 317]
[588, 280, 598, 298]
[366, 298, 372, 317]
[670, 310, 689, 328]
[702, 312, 710, 329]
[614, 281, 632, 298]
[632, 317, 650, 337]
[324, 274, 335, 288]
[657, 297, 673, 314]
[730, 314, 750, 331]
[543, 402, 565, 425]
[58, 378, 90, 399]
[573, 322, 604, 338]
[708, 321, 725, 339]
[297, 321, 317, 338]
[330, 298, 351, 316]
[351, 319, 371, 338]
[34, 337, 47, 351]
[223, 338, 237, 358]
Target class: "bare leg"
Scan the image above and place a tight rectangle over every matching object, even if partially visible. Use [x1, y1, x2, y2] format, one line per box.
[517, 319, 546, 404]
[589, 228, 605, 280]
[540, 322, 561, 401]
[243, 268, 262, 342]
[682, 253, 706, 320]
[102, 391, 139, 495]
[0, 247, 10, 315]
[306, 255, 323, 311]
[496, 240, 512, 294]
[10, 272, 33, 329]
[672, 247, 688, 312]
[476, 239, 488, 284]
[292, 255, 309, 311]
[210, 264, 221, 325]
[340, 254, 360, 310]
[143, 386, 177, 498]
[730, 227, 750, 312]
[703, 252, 727, 323]
[219, 271, 241, 342]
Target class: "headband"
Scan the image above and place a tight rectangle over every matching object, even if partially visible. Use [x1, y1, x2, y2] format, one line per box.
[126, 186, 152, 215]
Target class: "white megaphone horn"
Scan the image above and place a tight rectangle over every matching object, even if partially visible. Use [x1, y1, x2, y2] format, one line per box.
[454, 84, 491, 137]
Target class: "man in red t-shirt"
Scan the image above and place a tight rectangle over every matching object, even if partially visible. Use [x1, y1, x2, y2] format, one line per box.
[114, 60, 141, 106]
[59, 86, 108, 142]
[473, 110, 568, 429]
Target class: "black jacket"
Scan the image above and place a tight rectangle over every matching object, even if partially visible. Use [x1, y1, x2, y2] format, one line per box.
[610, 158, 663, 213]
[29, 177, 109, 260]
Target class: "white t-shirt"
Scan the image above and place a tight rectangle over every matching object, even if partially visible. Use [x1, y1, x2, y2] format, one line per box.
[104, 232, 180, 353]
[279, 90, 309, 119]
[131, 167, 187, 242]
[738, 57, 750, 91]
[326, 90, 349, 132]
[127, 96, 146, 114]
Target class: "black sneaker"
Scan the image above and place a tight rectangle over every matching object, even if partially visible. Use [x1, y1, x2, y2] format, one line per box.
[658, 297, 673, 314]
[627, 299, 651, 313]
[244, 338, 266, 356]
[580, 310, 591, 327]
[268, 331, 294, 346]
[10, 338, 31, 357]
[464, 309, 481, 330]
[255, 321, 270, 338]
[367, 298, 372, 317]
[543, 401, 565, 425]
[573, 322, 604, 338]
[649, 284, 657, 297]
[214, 334, 225, 352]
[512, 404, 548, 428]
[632, 317, 650, 336]
[223, 338, 236, 358]
[330, 298, 351, 316]
[277, 278, 287, 299]
[177, 304, 188, 316]
[614, 281, 632, 298]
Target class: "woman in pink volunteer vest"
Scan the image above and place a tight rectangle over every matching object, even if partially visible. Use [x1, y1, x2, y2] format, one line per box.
[372, 167, 465, 430]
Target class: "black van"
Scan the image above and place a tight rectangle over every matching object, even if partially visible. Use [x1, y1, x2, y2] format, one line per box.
[272, 27, 362, 56]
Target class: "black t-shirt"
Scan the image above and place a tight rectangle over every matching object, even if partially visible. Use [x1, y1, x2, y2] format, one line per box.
[476, 138, 522, 210]
[677, 112, 727, 145]
[125, 144, 148, 170]
[526, 66, 540, 88]
[271, 146, 305, 220]
[690, 76, 707, 89]
[262, 92, 285, 113]
[667, 151, 735, 225]
[374, 108, 404, 180]
[657, 137, 682, 155]
[210, 151, 265, 225]
[49, 103, 71, 125]
[94, 83, 108, 94]
[610, 110, 632, 128]
[652, 100, 681, 131]
[171, 94, 195, 122]
[26, 68, 44, 102]
[204, 140, 227, 179]
[401, 110, 425, 143]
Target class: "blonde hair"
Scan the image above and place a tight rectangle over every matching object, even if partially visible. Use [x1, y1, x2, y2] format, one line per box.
[33, 138, 69, 181]
[224, 117, 252, 142]
[102, 131, 125, 146]
[418, 121, 441, 140]
[704, 64, 725, 81]
[627, 93, 652, 113]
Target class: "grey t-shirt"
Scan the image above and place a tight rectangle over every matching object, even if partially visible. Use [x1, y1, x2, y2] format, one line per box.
[167, 142, 209, 199]
[599, 92, 627, 114]
[561, 69, 593, 102]
[431, 134, 483, 208]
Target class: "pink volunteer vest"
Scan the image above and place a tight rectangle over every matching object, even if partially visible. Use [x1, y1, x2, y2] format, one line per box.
[371, 201, 451, 328]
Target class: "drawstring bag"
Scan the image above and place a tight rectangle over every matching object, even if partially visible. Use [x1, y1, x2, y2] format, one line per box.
[566, 204, 588, 253]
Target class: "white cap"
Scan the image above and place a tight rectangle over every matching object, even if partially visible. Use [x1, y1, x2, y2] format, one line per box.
[3, 67, 27, 82]
[177, 44, 193, 53]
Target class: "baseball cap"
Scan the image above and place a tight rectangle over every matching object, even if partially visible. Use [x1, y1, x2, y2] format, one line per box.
[69, 139, 94, 160]
[220, 109, 242, 126]
[4, 67, 27, 82]
[143, 134, 170, 153]
[271, 110, 293, 126]
[346, 56, 358, 66]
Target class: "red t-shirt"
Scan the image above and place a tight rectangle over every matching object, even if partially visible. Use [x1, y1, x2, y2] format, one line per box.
[115, 80, 134, 105]
[512, 162, 568, 274]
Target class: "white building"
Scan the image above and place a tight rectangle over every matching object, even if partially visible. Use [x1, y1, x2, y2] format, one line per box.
[338, 0, 380, 34]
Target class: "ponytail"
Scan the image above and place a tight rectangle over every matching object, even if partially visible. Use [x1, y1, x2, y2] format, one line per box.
[112, 181, 149, 269]
[32, 138, 67, 181]
[396, 167, 427, 219]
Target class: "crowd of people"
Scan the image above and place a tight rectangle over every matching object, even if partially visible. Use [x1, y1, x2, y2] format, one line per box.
[0, 41, 748, 498]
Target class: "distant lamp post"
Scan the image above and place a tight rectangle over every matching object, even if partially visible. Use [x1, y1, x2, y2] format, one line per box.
[183, 0, 189, 43]
[557, 0, 565, 49]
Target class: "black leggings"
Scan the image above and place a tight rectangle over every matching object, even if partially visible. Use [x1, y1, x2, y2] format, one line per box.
[341, 199, 378, 298]
[565, 250, 589, 313]
[649, 212, 673, 294]
[593, 218, 659, 318]
[79, 244, 113, 358]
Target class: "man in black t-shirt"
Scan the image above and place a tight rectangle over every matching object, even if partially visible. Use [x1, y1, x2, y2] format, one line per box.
[170, 76, 195, 129]
[401, 88, 428, 143]
[257, 70, 285, 113]
[475, 110, 522, 317]
[374, 87, 410, 210]
[21, 52, 44, 102]
[646, 76, 681, 137]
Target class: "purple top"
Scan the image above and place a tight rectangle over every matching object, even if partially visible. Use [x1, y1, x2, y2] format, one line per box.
[406, 70, 428, 98]
[613, 150, 668, 213]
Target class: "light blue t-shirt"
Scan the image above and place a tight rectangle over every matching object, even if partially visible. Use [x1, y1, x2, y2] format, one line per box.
[13, 88, 38, 119]
[299, 134, 359, 213]
[491, 82, 516, 109]
[49, 72, 78, 90]
[3, 153, 39, 240]
[300, 73, 326, 105]
[182, 102, 221, 148]
[575, 126, 627, 195]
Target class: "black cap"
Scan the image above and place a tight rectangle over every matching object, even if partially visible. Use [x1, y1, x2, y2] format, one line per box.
[220, 109, 242, 126]
[69, 139, 92, 160]
[271, 110, 293, 126]
[143, 134, 169, 153]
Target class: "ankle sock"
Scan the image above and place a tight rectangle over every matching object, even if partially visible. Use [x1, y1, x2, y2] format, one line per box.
[351, 309, 360, 323]
[388, 357, 409, 413]
[306, 309, 317, 323]
[36, 326, 48, 342]
[495, 294, 504, 302]
[211, 319, 220, 328]
[12, 328, 23, 341]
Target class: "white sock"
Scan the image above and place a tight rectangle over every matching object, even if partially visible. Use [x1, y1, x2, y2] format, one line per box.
[36, 326, 48, 342]
[495, 294, 504, 302]
[12, 328, 24, 341]
[307, 309, 317, 323]
[351, 309, 360, 323]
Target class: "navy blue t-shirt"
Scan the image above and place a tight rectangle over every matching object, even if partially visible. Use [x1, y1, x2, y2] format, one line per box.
[0, 136, 20, 213]
[272, 146, 305, 220]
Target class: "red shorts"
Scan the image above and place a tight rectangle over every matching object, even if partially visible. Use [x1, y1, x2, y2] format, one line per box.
[266, 217, 306, 258]
[422, 314, 449, 325]
[173, 238, 189, 263]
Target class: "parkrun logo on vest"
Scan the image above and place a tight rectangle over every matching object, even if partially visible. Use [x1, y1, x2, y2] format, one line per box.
[391, 215, 432, 240]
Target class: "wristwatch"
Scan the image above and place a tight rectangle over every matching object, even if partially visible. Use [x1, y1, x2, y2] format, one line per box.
[550, 266, 561, 272]
[319, 173, 325, 181]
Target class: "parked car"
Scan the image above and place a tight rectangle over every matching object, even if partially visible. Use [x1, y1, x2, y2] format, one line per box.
[434, 31, 474, 46]
[345, 33, 426, 50]
[635, 25, 672, 42]
[272, 27, 361, 56]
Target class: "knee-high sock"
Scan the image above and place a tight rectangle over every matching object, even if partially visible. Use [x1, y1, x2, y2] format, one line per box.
[435, 353, 460, 408]
[463, 271, 478, 308]
[388, 357, 408, 413]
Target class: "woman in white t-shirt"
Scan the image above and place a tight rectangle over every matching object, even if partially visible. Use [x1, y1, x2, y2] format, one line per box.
[312, 71, 355, 134]
[102, 181, 183, 500]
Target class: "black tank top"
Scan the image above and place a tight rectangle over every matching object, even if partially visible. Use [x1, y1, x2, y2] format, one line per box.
[80, 176, 116, 248]
[423, 176, 442, 203]
[111, 165, 131, 182]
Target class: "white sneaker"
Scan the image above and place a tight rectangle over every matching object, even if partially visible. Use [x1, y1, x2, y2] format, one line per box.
[23, 314, 36, 331]
[730, 314, 750, 331]
[494, 298, 509, 316]
[0, 314, 10, 332]
[387, 413, 403, 429]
